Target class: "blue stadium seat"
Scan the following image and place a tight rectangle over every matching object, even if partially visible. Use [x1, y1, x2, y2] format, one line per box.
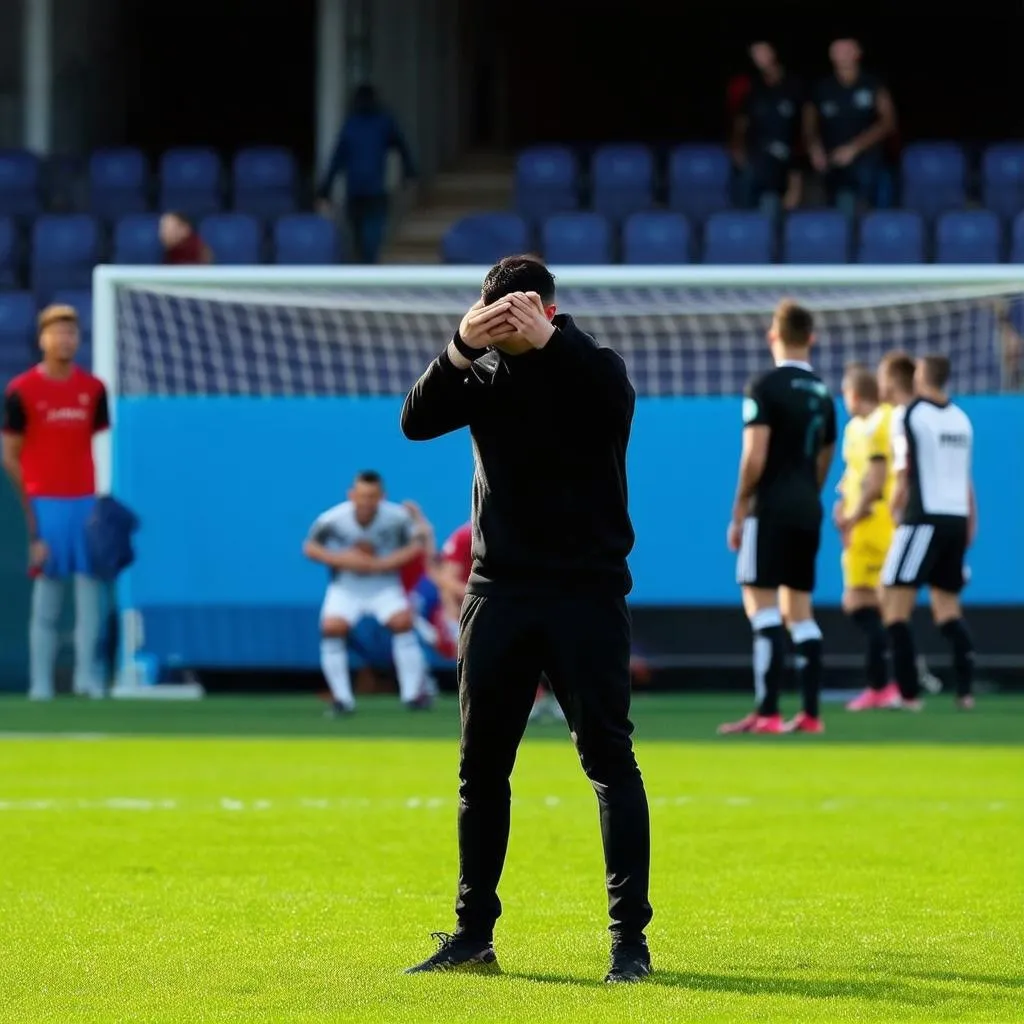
[982, 143, 1024, 221]
[273, 214, 341, 265]
[783, 211, 850, 264]
[514, 146, 579, 221]
[901, 142, 966, 220]
[233, 147, 298, 219]
[667, 145, 731, 223]
[51, 289, 93, 368]
[703, 211, 772, 264]
[857, 210, 926, 264]
[159, 147, 223, 219]
[199, 213, 262, 264]
[0, 291, 36, 379]
[590, 145, 654, 220]
[542, 212, 613, 264]
[113, 213, 163, 264]
[31, 215, 101, 301]
[88, 147, 149, 219]
[440, 212, 530, 265]
[934, 210, 1002, 264]
[622, 212, 691, 264]
[0, 217, 19, 288]
[0, 149, 41, 220]
[1011, 213, 1024, 263]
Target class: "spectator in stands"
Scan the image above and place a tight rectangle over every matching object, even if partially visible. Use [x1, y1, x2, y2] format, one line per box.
[159, 212, 212, 265]
[316, 83, 417, 265]
[731, 41, 803, 217]
[804, 38, 897, 215]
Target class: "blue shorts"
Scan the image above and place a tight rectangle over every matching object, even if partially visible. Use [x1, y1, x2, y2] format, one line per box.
[32, 496, 96, 579]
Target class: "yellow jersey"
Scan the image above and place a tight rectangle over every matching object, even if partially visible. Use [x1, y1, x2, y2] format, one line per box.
[840, 404, 895, 530]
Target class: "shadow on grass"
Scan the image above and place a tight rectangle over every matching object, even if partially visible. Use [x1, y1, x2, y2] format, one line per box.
[504, 969, 999, 1006]
[900, 969, 1024, 989]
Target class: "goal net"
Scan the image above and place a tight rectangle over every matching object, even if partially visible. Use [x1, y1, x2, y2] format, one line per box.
[92, 265, 1024, 686]
[100, 266, 1024, 402]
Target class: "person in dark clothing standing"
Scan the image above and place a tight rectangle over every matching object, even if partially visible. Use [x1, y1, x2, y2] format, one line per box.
[731, 41, 803, 217]
[804, 39, 897, 215]
[316, 84, 416, 264]
[721, 301, 837, 736]
[400, 256, 653, 984]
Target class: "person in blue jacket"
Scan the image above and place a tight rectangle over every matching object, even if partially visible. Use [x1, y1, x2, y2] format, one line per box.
[316, 84, 417, 264]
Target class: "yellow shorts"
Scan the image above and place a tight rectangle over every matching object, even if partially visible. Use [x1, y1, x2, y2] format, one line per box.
[842, 523, 894, 591]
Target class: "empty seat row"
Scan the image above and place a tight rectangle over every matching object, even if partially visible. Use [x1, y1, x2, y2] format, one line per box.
[0, 146, 301, 221]
[0, 213, 341, 298]
[442, 209, 1024, 266]
[0, 289, 93, 383]
[515, 141, 1024, 221]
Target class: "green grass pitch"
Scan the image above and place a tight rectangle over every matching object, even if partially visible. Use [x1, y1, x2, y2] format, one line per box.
[0, 693, 1021, 1023]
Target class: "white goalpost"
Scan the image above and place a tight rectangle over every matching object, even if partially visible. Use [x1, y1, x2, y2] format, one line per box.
[91, 263, 1024, 697]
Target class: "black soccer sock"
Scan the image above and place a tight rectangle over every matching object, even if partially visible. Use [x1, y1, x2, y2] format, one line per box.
[850, 606, 890, 690]
[791, 620, 824, 719]
[939, 618, 975, 698]
[886, 621, 920, 700]
[751, 607, 788, 718]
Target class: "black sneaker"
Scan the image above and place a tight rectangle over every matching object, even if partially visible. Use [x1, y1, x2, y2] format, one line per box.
[324, 701, 355, 718]
[405, 931, 500, 974]
[605, 936, 652, 984]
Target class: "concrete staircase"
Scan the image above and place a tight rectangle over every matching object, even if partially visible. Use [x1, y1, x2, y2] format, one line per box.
[383, 152, 513, 264]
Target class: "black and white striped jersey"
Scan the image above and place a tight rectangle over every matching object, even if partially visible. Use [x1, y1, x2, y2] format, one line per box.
[898, 397, 973, 524]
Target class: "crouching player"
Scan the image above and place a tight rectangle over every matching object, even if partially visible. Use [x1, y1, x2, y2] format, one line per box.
[303, 471, 430, 714]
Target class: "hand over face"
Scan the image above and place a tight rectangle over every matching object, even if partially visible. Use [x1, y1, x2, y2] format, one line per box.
[504, 292, 555, 349]
[459, 297, 517, 349]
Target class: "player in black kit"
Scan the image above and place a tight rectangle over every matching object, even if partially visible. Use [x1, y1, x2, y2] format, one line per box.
[722, 300, 837, 735]
[401, 256, 653, 983]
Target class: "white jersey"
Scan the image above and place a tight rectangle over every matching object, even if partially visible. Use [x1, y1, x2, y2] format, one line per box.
[900, 398, 973, 523]
[308, 500, 414, 590]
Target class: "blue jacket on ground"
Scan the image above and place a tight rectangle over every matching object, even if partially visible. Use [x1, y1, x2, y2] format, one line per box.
[318, 86, 416, 200]
[85, 495, 140, 582]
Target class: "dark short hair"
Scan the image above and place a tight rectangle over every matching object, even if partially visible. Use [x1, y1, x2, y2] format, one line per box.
[354, 470, 383, 488]
[481, 255, 555, 305]
[843, 361, 879, 402]
[879, 350, 916, 394]
[920, 354, 952, 389]
[773, 299, 814, 347]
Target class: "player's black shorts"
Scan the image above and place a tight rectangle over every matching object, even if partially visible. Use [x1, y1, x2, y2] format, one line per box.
[736, 516, 821, 592]
[881, 520, 968, 594]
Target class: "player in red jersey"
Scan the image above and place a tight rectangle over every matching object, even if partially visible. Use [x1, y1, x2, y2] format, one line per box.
[437, 521, 564, 723]
[1, 305, 109, 700]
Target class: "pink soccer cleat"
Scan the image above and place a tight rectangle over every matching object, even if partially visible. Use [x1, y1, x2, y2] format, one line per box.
[751, 714, 785, 734]
[956, 695, 975, 711]
[717, 712, 759, 735]
[784, 711, 825, 734]
[846, 688, 882, 711]
[877, 682, 904, 709]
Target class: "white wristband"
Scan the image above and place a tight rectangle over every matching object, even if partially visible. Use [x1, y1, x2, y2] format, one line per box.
[446, 340, 473, 370]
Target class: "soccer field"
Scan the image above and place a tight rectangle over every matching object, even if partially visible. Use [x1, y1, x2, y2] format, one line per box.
[0, 694, 1021, 1023]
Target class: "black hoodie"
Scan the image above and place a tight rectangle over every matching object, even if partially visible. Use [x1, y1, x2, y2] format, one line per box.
[401, 314, 635, 596]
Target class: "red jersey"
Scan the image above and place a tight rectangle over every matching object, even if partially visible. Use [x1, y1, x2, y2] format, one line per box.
[441, 522, 473, 584]
[2, 366, 109, 497]
[401, 551, 428, 593]
[164, 232, 212, 265]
